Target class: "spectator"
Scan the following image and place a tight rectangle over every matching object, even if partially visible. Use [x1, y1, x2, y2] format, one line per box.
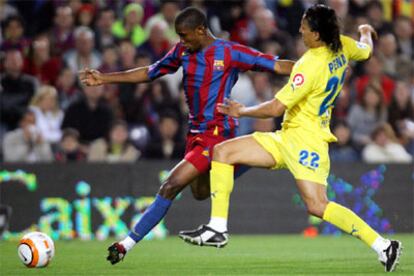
[117, 40, 142, 123]
[75, 3, 96, 28]
[121, 79, 179, 131]
[0, 15, 30, 55]
[355, 55, 395, 106]
[252, 72, 273, 102]
[55, 128, 86, 162]
[29, 85, 63, 144]
[274, 0, 305, 37]
[387, 81, 414, 146]
[63, 26, 102, 74]
[3, 110, 53, 162]
[377, 32, 411, 80]
[330, 121, 359, 162]
[23, 35, 62, 85]
[61, 85, 113, 144]
[250, 72, 277, 132]
[9, 0, 54, 37]
[326, 0, 349, 20]
[56, 67, 81, 110]
[393, 16, 413, 59]
[230, 0, 265, 45]
[231, 73, 256, 135]
[119, 39, 137, 70]
[364, 0, 393, 34]
[347, 84, 387, 149]
[112, 3, 147, 47]
[145, 0, 180, 44]
[188, 0, 224, 37]
[362, 123, 412, 164]
[48, 6, 75, 57]
[98, 45, 121, 118]
[145, 112, 184, 159]
[251, 8, 294, 58]
[0, 1, 18, 22]
[138, 20, 170, 63]
[88, 120, 140, 162]
[93, 7, 116, 51]
[0, 49, 38, 131]
[98, 45, 119, 73]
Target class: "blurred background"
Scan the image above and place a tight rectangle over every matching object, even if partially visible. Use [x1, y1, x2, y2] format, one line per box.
[0, 0, 413, 241]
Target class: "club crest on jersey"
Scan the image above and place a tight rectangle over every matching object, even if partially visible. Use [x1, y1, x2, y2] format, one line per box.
[292, 73, 305, 89]
[214, 60, 224, 71]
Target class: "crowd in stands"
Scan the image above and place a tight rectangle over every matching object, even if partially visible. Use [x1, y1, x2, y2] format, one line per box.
[0, 0, 412, 164]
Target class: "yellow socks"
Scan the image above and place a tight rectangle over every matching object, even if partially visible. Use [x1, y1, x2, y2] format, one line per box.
[209, 161, 234, 231]
[323, 201, 380, 247]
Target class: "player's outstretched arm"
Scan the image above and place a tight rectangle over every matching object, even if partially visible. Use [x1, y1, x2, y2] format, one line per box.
[274, 60, 295, 75]
[79, 67, 151, 86]
[358, 24, 377, 56]
[218, 98, 286, 119]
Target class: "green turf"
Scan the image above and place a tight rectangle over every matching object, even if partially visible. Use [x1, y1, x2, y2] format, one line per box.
[1, 234, 413, 275]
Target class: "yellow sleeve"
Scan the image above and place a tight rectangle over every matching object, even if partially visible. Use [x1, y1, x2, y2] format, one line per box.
[275, 57, 316, 109]
[341, 35, 372, 61]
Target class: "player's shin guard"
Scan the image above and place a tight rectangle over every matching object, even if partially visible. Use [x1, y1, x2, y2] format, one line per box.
[322, 201, 380, 247]
[210, 161, 234, 221]
[128, 194, 171, 243]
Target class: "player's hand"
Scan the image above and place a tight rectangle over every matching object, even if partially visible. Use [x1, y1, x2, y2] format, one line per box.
[79, 68, 104, 86]
[217, 98, 245, 118]
[358, 24, 378, 40]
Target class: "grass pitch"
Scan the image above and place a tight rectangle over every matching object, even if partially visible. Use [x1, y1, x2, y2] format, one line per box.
[1, 234, 413, 275]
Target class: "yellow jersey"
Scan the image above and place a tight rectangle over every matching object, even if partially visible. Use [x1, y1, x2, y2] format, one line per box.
[275, 35, 372, 142]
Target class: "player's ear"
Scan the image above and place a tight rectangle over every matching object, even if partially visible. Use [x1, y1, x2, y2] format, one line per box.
[196, 25, 206, 36]
[313, 31, 321, 42]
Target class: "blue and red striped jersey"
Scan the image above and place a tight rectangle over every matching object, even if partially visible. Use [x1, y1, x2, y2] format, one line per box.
[148, 39, 278, 137]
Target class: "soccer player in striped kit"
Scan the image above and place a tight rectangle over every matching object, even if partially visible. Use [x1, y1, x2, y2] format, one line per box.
[79, 7, 294, 264]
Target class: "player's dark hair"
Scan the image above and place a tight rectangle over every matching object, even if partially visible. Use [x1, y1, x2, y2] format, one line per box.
[304, 4, 342, 53]
[174, 7, 207, 30]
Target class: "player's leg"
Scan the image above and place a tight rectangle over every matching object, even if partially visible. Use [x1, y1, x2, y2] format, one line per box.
[107, 159, 200, 264]
[189, 162, 252, 201]
[190, 173, 210, 201]
[179, 135, 277, 247]
[296, 179, 402, 272]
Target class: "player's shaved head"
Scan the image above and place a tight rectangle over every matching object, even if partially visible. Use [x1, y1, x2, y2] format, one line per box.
[175, 7, 207, 30]
[304, 4, 342, 53]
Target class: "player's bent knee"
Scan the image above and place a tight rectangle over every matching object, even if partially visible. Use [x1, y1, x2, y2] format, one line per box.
[305, 201, 328, 218]
[159, 177, 186, 200]
[212, 143, 233, 164]
[191, 191, 209, 201]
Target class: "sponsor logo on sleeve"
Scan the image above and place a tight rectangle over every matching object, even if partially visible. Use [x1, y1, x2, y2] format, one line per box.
[292, 73, 305, 88]
[356, 42, 368, 49]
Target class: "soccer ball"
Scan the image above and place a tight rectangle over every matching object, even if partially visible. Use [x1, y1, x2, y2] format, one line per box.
[18, 232, 55, 268]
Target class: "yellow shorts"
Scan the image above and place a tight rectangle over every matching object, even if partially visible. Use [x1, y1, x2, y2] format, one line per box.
[252, 129, 330, 185]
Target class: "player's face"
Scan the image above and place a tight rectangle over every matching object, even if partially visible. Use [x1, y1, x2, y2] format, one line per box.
[176, 24, 204, 52]
[299, 17, 318, 48]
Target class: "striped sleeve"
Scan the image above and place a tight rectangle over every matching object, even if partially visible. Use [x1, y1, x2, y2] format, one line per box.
[230, 43, 278, 72]
[147, 43, 183, 80]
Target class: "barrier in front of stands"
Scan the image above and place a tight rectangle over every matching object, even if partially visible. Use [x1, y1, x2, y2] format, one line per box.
[0, 162, 412, 240]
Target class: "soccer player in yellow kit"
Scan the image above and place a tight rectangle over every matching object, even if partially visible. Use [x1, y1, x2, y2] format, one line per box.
[179, 4, 402, 273]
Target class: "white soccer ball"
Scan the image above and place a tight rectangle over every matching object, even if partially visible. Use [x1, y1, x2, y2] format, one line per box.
[18, 231, 55, 268]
